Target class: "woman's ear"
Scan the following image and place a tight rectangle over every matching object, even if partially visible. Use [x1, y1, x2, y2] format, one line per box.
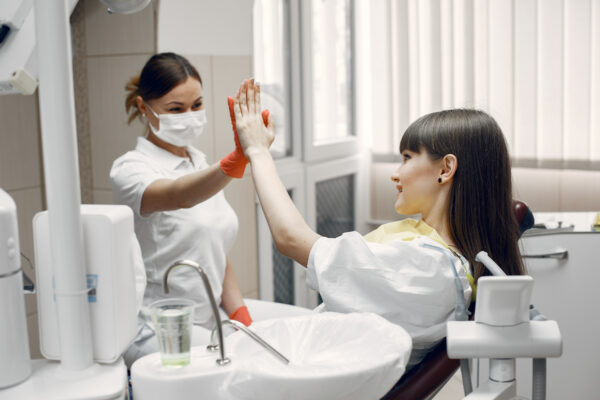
[136, 95, 146, 116]
[440, 154, 458, 182]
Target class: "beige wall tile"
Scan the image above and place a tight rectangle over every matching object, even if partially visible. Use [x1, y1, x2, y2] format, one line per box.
[184, 55, 216, 163]
[85, 0, 155, 56]
[210, 56, 252, 162]
[512, 168, 561, 212]
[26, 312, 42, 359]
[93, 189, 114, 205]
[87, 54, 152, 190]
[560, 170, 600, 211]
[224, 176, 258, 296]
[0, 94, 42, 191]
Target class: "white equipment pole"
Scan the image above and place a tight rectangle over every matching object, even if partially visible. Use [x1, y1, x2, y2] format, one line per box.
[33, 0, 94, 371]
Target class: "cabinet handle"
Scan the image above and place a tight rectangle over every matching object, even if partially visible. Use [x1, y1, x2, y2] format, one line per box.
[522, 250, 568, 260]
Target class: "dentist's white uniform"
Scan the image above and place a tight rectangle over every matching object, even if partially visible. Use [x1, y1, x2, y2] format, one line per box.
[110, 137, 238, 366]
[306, 219, 472, 369]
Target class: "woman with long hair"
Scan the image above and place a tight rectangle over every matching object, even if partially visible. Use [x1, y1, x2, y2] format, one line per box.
[231, 80, 524, 369]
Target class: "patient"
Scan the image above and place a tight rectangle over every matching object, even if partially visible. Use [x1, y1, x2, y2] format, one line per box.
[231, 80, 524, 369]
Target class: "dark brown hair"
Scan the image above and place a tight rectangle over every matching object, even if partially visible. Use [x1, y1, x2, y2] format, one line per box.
[125, 52, 202, 124]
[400, 109, 525, 281]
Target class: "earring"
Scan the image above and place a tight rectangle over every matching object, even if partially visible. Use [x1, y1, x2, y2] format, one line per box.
[438, 177, 442, 183]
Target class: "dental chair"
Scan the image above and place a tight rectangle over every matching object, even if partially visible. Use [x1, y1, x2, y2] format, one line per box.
[382, 200, 535, 400]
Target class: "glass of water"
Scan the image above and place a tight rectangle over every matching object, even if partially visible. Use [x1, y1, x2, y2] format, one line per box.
[150, 298, 195, 367]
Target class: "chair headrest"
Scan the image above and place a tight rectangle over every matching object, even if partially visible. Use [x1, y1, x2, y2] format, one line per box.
[514, 200, 534, 238]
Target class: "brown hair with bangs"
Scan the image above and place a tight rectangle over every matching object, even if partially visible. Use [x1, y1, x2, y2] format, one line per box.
[400, 109, 525, 281]
[125, 52, 203, 124]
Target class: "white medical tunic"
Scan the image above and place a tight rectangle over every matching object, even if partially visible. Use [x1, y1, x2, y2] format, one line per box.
[110, 137, 238, 328]
[306, 219, 472, 369]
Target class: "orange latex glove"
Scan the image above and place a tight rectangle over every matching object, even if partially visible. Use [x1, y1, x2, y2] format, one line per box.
[219, 96, 270, 178]
[229, 305, 253, 326]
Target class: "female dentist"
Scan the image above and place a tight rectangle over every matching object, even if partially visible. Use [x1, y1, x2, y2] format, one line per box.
[110, 53, 261, 367]
[231, 80, 525, 370]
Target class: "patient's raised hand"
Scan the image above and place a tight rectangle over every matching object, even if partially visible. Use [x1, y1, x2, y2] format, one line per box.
[233, 79, 275, 157]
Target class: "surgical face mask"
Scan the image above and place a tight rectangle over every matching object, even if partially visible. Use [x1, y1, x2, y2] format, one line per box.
[146, 104, 207, 147]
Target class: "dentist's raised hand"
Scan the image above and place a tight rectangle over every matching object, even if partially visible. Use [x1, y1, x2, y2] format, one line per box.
[233, 79, 275, 159]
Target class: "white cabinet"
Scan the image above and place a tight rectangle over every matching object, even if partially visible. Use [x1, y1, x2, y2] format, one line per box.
[514, 231, 600, 399]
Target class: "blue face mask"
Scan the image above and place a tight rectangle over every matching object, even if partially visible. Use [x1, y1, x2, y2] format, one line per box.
[146, 104, 207, 147]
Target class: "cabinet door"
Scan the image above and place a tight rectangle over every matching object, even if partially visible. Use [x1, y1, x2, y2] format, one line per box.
[515, 233, 600, 399]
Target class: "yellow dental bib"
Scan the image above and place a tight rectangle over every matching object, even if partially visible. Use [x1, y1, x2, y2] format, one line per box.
[364, 218, 476, 297]
[364, 218, 447, 246]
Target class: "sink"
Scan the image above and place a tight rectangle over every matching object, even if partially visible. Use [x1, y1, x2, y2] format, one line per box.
[132, 311, 412, 400]
[222, 312, 412, 400]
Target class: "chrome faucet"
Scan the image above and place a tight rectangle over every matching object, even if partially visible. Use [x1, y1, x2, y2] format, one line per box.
[163, 259, 231, 366]
[208, 320, 290, 365]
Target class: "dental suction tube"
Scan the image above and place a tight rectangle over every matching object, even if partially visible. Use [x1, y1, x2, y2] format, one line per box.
[475, 251, 507, 277]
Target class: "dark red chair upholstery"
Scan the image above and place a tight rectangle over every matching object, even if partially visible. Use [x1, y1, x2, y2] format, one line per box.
[381, 200, 534, 400]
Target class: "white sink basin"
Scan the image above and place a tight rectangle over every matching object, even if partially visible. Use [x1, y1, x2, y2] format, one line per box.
[132, 311, 412, 400]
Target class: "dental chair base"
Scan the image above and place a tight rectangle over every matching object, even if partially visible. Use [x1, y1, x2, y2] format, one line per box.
[0, 358, 127, 400]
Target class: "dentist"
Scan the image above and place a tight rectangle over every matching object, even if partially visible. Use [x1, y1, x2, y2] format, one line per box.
[232, 80, 525, 370]
[110, 53, 256, 367]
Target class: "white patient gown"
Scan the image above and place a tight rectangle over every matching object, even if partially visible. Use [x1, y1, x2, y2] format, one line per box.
[306, 219, 472, 369]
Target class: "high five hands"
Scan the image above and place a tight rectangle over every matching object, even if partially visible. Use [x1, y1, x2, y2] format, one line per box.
[221, 79, 273, 177]
[232, 79, 275, 159]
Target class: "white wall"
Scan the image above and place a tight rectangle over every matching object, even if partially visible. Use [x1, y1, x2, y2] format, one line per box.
[157, 0, 254, 55]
